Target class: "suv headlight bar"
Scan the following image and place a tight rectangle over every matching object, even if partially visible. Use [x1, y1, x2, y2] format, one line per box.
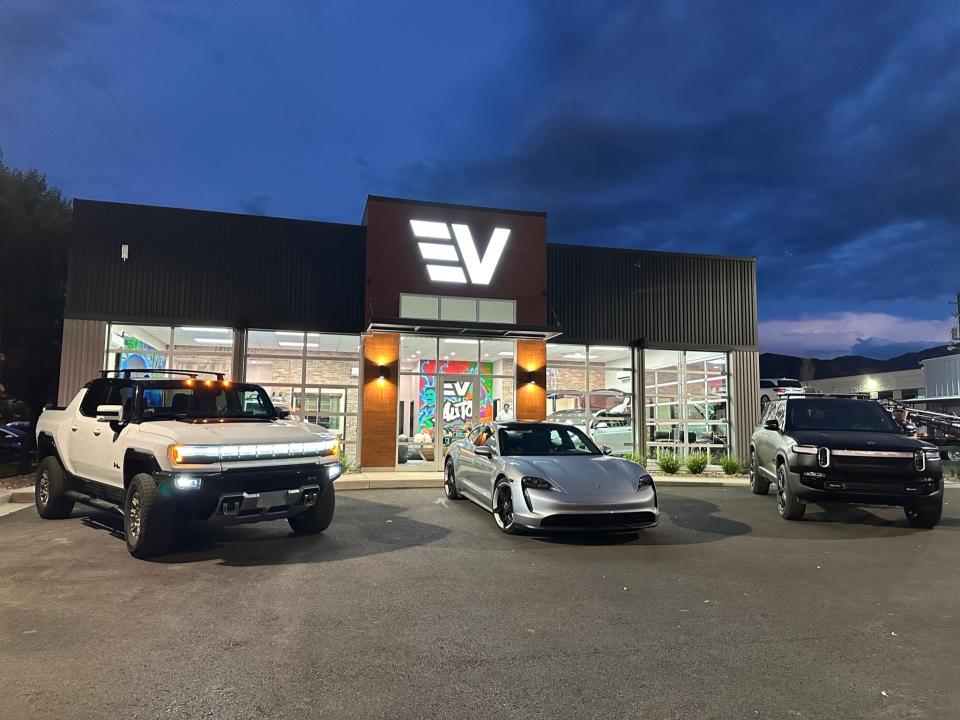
[170, 438, 338, 464]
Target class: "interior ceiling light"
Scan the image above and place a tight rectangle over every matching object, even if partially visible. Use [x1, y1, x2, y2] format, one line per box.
[193, 338, 232, 344]
[440, 339, 478, 345]
[275, 331, 304, 337]
[181, 327, 230, 333]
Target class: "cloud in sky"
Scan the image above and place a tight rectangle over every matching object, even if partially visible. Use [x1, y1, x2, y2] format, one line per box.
[759, 312, 955, 358]
[0, 1, 957, 358]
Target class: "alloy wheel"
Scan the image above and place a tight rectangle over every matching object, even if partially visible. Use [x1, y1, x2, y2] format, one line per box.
[38, 470, 50, 507]
[128, 489, 142, 540]
[444, 464, 456, 498]
[493, 485, 513, 529]
[776, 469, 786, 515]
[749, 453, 757, 490]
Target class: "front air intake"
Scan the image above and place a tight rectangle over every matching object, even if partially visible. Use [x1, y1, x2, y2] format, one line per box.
[817, 447, 831, 468]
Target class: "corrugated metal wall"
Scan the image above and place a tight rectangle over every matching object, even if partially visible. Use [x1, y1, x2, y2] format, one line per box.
[58, 318, 108, 405]
[67, 200, 366, 332]
[548, 244, 758, 349]
[729, 349, 761, 463]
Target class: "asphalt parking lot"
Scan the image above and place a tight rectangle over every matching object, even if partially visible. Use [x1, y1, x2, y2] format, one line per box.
[1, 486, 958, 720]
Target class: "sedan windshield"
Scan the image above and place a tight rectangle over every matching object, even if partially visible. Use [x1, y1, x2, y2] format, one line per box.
[498, 424, 601, 456]
[139, 381, 277, 421]
[787, 399, 898, 433]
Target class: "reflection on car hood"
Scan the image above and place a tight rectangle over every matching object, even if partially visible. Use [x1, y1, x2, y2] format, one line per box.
[507, 455, 640, 494]
[139, 420, 334, 445]
[787, 430, 933, 452]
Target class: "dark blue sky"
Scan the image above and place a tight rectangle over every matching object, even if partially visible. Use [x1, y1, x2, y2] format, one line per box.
[2, 1, 957, 358]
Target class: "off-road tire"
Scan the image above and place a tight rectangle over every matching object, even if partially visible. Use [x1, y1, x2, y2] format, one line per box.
[749, 450, 770, 495]
[288, 482, 335, 534]
[124, 473, 175, 558]
[776, 463, 805, 520]
[904, 498, 942, 529]
[35, 456, 74, 519]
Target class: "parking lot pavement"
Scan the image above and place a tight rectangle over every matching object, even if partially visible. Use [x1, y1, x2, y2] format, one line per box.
[0, 488, 957, 720]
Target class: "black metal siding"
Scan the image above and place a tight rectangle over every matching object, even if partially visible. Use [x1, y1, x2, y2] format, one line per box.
[67, 200, 365, 332]
[548, 244, 758, 349]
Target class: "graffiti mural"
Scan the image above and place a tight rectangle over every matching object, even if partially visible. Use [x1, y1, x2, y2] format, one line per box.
[415, 360, 495, 436]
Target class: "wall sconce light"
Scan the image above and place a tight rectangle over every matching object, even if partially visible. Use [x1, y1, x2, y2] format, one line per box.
[378, 365, 392, 381]
[523, 371, 537, 385]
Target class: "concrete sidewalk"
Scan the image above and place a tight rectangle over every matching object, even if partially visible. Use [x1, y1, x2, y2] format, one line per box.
[336, 470, 750, 490]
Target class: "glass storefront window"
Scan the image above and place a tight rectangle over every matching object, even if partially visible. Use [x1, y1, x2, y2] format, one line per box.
[438, 338, 479, 372]
[480, 339, 515, 376]
[644, 349, 729, 465]
[173, 326, 233, 353]
[400, 336, 437, 373]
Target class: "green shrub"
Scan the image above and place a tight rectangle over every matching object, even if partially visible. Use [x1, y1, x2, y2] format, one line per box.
[657, 451, 682, 474]
[622, 451, 645, 465]
[719, 455, 741, 475]
[686, 451, 709, 475]
[338, 446, 356, 474]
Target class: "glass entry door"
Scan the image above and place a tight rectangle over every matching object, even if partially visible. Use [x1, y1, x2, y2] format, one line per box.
[437, 374, 479, 469]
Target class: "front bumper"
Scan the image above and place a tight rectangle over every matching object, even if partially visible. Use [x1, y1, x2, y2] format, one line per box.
[512, 487, 660, 531]
[785, 458, 942, 507]
[156, 461, 342, 521]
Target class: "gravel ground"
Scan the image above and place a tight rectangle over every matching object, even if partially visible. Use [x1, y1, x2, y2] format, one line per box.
[0, 486, 958, 720]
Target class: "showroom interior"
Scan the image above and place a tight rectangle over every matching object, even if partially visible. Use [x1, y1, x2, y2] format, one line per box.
[57, 195, 760, 472]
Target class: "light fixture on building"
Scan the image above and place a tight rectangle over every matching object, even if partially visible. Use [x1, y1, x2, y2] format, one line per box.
[523, 371, 537, 385]
[378, 365, 391, 381]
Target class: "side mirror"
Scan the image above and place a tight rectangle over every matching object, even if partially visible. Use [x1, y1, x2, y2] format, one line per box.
[96, 404, 124, 423]
[763, 418, 779, 431]
[276, 408, 291, 419]
[601, 445, 613, 455]
[475, 445, 494, 458]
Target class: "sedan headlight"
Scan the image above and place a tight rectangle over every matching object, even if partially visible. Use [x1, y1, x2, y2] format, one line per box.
[638, 472, 655, 491]
[521, 476, 554, 490]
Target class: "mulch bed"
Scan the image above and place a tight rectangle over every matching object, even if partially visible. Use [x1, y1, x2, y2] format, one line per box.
[0, 473, 34, 492]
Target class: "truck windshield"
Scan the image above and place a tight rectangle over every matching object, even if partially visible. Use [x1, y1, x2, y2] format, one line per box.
[498, 424, 601, 456]
[138, 381, 277, 421]
[787, 399, 898, 433]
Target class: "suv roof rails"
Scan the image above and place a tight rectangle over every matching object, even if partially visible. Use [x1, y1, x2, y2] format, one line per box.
[787, 392, 872, 400]
[100, 369, 226, 381]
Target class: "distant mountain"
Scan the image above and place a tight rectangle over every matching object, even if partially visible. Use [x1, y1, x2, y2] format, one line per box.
[759, 345, 956, 381]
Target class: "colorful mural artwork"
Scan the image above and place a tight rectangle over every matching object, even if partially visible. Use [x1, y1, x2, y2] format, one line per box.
[415, 360, 495, 437]
[118, 334, 167, 374]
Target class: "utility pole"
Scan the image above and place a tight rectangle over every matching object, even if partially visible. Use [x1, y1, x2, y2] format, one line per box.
[949, 291, 960, 350]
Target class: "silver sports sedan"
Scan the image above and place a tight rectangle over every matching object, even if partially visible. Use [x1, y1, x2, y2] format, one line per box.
[444, 421, 659, 534]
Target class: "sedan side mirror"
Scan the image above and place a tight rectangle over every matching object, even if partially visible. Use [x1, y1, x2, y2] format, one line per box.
[601, 445, 613, 455]
[475, 445, 494, 458]
[763, 418, 780, 431]
[96, 404, 124, 423]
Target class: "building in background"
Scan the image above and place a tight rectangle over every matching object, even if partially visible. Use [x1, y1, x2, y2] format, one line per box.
[57, 197, 760, 471]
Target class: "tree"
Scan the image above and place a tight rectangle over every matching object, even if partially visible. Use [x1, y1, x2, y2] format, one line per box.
[0, 152, 72, 420]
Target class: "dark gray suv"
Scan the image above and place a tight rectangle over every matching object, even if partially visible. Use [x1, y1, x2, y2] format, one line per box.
[749, 396, 943, 527]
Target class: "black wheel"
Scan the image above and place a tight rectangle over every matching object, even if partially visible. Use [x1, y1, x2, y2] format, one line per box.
[124, 473, 175, 558]
[444, 460, 462, 500]
[749, 450, 770, 495]
[288, 482, 335, 534]
[492, 480, 519, 534]
[776, 464, 804, 520]
[760, 395, 770, 410]
[35, 456, 74, 519]
[904, 498, 942, 529]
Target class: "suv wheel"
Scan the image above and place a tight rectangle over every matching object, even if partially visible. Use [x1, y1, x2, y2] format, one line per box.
[749, 450, 769, 495]
[35, 456, 75, 519]
[288, 482, 335, 534]
[904, 498, 942, 529]
[776, 464, 805, 520]
[124, 473, 175, 558]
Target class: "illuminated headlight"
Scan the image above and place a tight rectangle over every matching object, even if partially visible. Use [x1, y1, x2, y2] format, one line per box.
[638, 472, 655, 491]
[521, 476, 554, 490]
[793, 445, 817, 455]
[169, 439, 340, 464]
[924, 449, 941, 460]
[173, 475, 201, 490]
[327, 462, 343, 481]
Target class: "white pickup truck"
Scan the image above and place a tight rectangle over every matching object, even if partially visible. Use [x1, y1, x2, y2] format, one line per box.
[35, 370, 343, 558]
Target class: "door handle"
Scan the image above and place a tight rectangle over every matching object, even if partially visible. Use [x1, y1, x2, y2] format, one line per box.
[71, 425, 78, 432]
[93, 428, 102, 437]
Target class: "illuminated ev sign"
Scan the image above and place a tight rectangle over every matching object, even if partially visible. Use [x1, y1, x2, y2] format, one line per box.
[410, 219, 510, 284]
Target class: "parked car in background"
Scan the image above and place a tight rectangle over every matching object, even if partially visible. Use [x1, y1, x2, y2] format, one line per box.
[35, 370, 343, 558]
[0, 426, 25, 459]
[759, 378, 805, 408]
[749, 396, 943, 527]
[444, 421, 659, 534]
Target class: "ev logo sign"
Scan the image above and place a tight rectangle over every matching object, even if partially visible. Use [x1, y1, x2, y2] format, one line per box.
[410, 219, 509, 285]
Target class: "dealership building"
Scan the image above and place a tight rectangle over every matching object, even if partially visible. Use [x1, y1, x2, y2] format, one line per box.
[57, 196, 760, 471]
